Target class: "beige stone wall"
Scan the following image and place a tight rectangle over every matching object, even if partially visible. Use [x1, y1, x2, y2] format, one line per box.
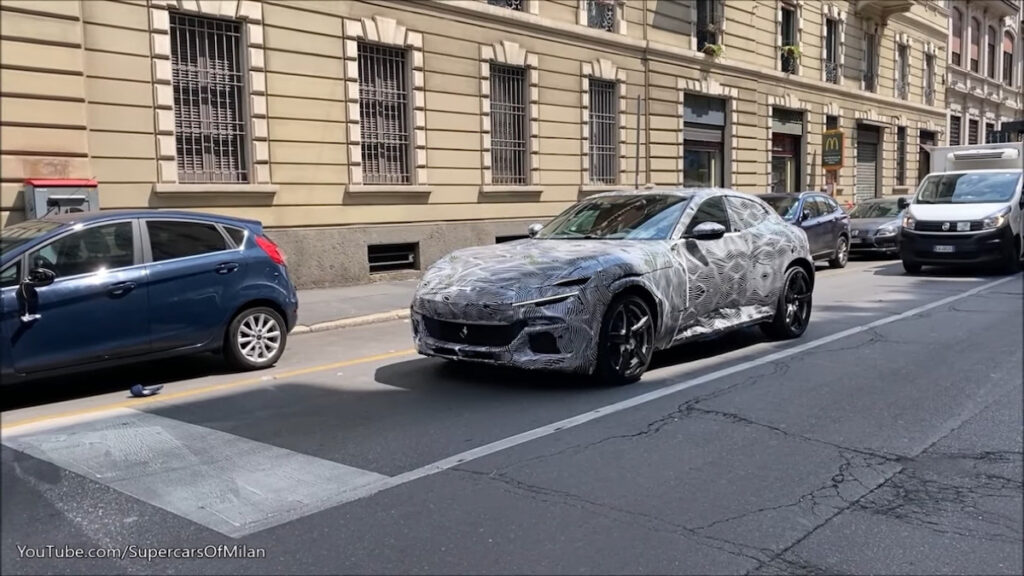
[1, 0, 950, 229]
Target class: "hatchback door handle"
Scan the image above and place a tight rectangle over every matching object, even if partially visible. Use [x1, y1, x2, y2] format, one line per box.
[108, 281, 137, 296]
[215, 262, 240, 274]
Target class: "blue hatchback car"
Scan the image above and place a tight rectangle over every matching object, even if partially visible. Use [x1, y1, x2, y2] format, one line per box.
[0, 210, 298, 383]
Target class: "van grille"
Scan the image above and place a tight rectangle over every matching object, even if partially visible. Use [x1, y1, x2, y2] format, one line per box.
[915, 221, 983, 233]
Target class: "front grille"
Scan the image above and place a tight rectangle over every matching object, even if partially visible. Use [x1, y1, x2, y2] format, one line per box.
[915, 221, 983, 233]
[422, 317, 522, 347]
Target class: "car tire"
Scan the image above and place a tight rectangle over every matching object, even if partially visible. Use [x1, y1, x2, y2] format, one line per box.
[902, 259, 922, 274]
[828, 236, 849, 269]
[761, 266, 812, 340]
[594, 294, 655, 386]
[1002, 235, 1022, 274]
[224, 306, 287, 371]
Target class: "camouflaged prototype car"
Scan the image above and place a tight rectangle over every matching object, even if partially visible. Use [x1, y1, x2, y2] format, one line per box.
[411, 188, 815, 384]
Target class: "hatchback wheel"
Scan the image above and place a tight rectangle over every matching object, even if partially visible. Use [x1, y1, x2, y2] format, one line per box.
[225, 307, 287, 370]
[762, 266, 812, 340]
[828, 236, 849, 269]
[595, 294, 655, 385]
[902, 259, 922, 274]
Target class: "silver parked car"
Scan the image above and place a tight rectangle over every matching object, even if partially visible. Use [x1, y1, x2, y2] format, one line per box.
[848, 195, 911, 258]
[411, 189, 816, 385]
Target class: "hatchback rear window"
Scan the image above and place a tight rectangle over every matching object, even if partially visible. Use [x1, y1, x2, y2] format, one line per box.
[224, 226, 246, 247]
[147, 220, 228, 262]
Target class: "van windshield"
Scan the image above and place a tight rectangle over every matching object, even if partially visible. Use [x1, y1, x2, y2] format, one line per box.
[915, 171, 1020, 204]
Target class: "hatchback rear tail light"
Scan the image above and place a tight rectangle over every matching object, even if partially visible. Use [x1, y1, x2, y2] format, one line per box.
[255, 234, 286, 266]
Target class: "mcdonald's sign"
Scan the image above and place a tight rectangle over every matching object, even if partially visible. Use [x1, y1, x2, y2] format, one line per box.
[822, 130, 843, 168]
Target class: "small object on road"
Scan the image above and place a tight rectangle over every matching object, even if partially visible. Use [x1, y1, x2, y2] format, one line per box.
[130, 384, 163, 398]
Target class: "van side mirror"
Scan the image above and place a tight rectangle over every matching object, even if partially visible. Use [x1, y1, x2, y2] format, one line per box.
[25, 267, 55, 288]
[527, 223, 544, 238]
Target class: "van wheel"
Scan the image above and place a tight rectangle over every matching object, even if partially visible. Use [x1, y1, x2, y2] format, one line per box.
[1003, 235, 1023, 274]
[224, 307, 287, 371]
[828, 236, 849, 269]
[902, 259, 922, 274]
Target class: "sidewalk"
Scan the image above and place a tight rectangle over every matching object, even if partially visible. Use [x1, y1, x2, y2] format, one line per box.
[291, 279, 419, 335]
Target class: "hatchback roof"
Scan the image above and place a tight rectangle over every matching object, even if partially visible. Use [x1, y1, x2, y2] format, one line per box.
[38, 209, 261, 228]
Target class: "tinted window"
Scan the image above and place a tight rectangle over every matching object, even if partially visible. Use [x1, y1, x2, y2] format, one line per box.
[537, 194, 690, 240]
[815, 196, 838, 214]
[0, 262, 19, 288]
[762, 195, 800, 220]
[802, 198, 824, 218]
[224, 226, 246, 247]
[0, 219, 62, 258]
[147, 221, 228, 262]
[686, 196, 731, 234]
[726, 197, 770, 231]
[28, 222, 134, 278]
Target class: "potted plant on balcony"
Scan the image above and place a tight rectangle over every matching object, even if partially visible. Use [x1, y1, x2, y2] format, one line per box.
[702, 43, 724, 57]
[780, 44, 801, 60]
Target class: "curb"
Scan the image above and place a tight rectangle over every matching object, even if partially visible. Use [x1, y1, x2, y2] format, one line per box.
[290, 308, 411, 335]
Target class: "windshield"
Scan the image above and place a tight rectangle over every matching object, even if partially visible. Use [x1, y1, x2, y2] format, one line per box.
[0, 219, 62, 257]
[849, 201, 901, 219]
[762, 196, 800, 220]
[537, 194, 690, 240]
[915, 172, 1020, 204]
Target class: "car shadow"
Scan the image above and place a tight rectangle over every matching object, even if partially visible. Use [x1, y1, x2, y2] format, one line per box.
[872, 261, 1013, 278]
[1, 354, 235, 412]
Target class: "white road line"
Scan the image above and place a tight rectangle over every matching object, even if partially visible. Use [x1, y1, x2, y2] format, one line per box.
[331, 275, 1020, 506]
[2, 408, 388, 538]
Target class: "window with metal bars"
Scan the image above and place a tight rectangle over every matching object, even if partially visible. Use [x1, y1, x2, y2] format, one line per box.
[949, 115, 961, 145]
[486, 0, 524, 10]
[586, 0, 616, 32]
[169, 12, 248, 183]
[358, 42, 411, 185]
[696, 0, 719, 51]
[588, 79, 618, 184]
[968, 118, 979, 145]
[896, 127, 906, 186]
[490, 64, 529, 185]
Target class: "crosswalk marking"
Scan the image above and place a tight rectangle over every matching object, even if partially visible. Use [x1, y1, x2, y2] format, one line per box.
[2, 408, 388, 538]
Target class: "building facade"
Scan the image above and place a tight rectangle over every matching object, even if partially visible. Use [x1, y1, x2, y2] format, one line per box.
[0, 0, 949, 287]
[945, 0, 1022, 148]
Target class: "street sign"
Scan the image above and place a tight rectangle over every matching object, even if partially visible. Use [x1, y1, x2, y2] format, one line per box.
[822, 129, 843, 168]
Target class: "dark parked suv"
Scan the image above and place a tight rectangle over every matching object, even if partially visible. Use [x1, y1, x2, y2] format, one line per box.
[0, 210, 298, 383]
[761, 192, 851, 268]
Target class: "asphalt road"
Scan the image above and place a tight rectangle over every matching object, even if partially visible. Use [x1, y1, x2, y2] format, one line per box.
[1, 259, 1021, 575]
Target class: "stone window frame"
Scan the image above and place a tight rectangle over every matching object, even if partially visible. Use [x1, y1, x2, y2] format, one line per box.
[777, 0, 804, 75]
[1001, 27, 1016, 88]
[677, 78, 739, 187]
[480, 40, 540, 192]
[577, 0, 628, 35]
[820, 3, 846, 85]
[342, 15, 427, 194]
[690, 0, 726, 53]
[580, 58, 628, 191]
[149, 0, 274, 194]
[893, 32, 913, 101]
[766, 93, 811, 191]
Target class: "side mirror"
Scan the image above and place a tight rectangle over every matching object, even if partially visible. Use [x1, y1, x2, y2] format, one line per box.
[801, 209, 813, 222]
[897, 197, 910, 210]
[688, 221, 727, 241]
[527, 223, 544, 238]
[25, 267, 55, 288]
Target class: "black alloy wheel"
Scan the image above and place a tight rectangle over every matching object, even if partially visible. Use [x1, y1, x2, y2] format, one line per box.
[596, 295, 655, 385]
[762, 266, 812, 339]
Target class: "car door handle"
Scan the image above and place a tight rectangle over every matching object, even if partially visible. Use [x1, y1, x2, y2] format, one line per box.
[215, 262, 240, 274]
[107, 281, 137, 296]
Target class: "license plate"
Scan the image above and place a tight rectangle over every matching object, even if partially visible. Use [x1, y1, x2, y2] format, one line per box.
[933, 245, 955, 253]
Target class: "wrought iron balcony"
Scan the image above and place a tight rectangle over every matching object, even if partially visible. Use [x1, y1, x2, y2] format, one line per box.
[824, 61, 840, 84]
[587, 0, 616, 32]
[486, 0, 524, 10]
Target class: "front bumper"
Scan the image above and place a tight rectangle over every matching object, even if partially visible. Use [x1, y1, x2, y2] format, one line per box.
[900, 226, 1013, 265]
[849, 231, 899, 254]
[410, 293, 599, 374]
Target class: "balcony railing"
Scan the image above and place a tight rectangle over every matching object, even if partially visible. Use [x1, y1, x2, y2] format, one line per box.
[486, 0, 524, 10]
[587, 0, 616, 32]
[824, 61, 840, 84]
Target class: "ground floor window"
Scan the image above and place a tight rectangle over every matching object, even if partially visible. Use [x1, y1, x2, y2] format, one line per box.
[771, 133, 800, 193]
[682, 94, 727, 187]
[683, 142, 722, 187]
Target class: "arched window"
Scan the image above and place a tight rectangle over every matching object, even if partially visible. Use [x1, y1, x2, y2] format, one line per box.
[951, 8, 962, 66]
[970, 17, 980, 72]
[1004, 31, 1015, 87]
[988, 25, 997, 78]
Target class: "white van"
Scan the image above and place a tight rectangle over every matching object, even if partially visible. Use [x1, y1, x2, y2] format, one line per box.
[901, 143, 1024, 274]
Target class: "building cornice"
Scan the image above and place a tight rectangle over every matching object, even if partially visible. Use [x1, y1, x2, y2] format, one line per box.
[422, 0, 945, 119]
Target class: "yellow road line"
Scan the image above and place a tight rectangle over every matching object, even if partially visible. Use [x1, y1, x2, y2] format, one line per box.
[1, 348, 417, 432]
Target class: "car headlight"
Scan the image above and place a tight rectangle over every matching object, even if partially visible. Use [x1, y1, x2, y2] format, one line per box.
[512, 290, 580, 308]
[876, 225, 897, 236]
[902, 214, 916, 230]
[982, 207, 1011, 230]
